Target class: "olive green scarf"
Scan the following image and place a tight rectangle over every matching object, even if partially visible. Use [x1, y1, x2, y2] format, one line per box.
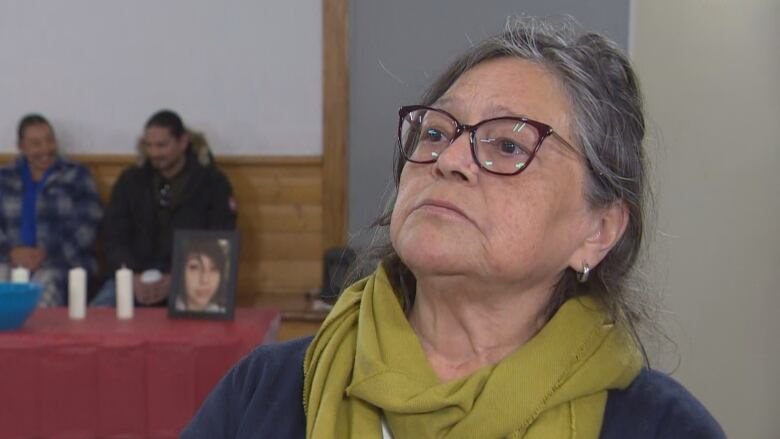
[303, 266, 642, 438]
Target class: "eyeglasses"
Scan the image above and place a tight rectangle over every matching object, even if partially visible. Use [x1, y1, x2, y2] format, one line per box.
[397, 105, 575, 176]
[159, 181, 171, 208]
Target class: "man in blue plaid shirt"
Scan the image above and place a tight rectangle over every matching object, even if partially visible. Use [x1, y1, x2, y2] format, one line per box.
[0, 114, 102, 306]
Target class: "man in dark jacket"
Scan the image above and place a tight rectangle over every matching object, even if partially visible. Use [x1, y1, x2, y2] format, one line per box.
[92, 110, 236, 306]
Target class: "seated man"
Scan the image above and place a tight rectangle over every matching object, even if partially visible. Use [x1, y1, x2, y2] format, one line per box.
[92, 110, 237, 307]
[0, 114, 102, 306]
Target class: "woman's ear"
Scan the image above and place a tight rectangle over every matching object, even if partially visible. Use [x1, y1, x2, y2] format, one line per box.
[568, 201, 629, 272]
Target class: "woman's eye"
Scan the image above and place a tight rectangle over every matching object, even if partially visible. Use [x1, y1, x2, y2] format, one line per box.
[499, 140, 522, 155]
[422, 128, 445, 142]
[485, 138, 529, 156]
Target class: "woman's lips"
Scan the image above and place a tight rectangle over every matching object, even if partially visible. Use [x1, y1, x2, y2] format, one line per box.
[414, 199, 473, 223]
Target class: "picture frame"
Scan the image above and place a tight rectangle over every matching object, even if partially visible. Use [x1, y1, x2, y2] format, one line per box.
[168, 230, 239, 320]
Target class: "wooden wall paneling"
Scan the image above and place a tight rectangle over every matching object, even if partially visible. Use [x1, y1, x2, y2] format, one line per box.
[239, 233, 323, 261]
[238, 260, 322, 288]
[218, 157, 324, 298]
[242, 205, 323, 233]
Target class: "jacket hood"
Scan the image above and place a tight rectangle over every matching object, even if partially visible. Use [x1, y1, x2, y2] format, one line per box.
[136, 129, 214, 167]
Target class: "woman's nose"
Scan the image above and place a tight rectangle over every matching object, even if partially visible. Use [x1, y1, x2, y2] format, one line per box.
[432, 132, 479, 183]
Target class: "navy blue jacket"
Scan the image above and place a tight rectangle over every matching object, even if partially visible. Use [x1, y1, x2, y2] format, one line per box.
[182, 337, 726, 438]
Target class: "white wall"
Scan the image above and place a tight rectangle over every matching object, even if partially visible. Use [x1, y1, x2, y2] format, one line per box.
[632, 1, 780, 437]
[0, 0, 322, 156]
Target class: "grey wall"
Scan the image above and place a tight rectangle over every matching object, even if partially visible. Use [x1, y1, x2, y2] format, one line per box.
[633, 1, 780, 436]
[347, 0, 630, 245]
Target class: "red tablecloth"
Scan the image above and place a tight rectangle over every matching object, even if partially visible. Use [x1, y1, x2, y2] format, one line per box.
[0, 307, 280, 439]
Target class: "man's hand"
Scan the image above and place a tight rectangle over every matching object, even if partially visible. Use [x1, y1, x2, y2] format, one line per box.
[133, 274, 171, 305]
[10, 246, 46, 271]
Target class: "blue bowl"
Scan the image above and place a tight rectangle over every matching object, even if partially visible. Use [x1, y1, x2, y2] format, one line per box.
[0, 282, 42, 331]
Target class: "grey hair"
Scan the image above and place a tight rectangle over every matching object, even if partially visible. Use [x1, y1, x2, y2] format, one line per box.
[354, 16, 657, 360]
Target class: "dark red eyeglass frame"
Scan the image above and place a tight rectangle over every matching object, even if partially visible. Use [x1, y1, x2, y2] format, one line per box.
[397, 105, 574, 176]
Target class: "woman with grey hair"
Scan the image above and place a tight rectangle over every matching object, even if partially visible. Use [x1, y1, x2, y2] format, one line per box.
[183, 17, 724, 439]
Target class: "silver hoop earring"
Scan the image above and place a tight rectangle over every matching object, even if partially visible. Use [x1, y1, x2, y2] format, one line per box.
[577, 263, 590, 283]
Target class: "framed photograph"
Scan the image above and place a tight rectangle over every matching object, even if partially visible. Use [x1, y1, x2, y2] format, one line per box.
[168, 230, 239, 320]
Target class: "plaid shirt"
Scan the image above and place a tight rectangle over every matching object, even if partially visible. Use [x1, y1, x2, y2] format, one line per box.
[0, 156, 103, 279]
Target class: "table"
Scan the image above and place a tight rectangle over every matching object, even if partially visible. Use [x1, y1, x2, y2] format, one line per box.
[0, 307, 280, 439]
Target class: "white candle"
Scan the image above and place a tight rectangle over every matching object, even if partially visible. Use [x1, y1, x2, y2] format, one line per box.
[116, 267, 134, 319]
[68, 267, 87, 320]
[11, 267, 29, 283]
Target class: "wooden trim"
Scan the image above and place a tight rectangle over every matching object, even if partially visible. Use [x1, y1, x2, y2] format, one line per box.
[215, 155, 321, 166]
[322, 0, 349, 249]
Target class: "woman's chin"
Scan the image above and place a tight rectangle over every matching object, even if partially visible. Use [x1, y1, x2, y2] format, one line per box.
[397, 243, 470, 278]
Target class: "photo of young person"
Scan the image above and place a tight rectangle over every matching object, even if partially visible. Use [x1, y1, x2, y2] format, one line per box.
[169, 231, 237, 319]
